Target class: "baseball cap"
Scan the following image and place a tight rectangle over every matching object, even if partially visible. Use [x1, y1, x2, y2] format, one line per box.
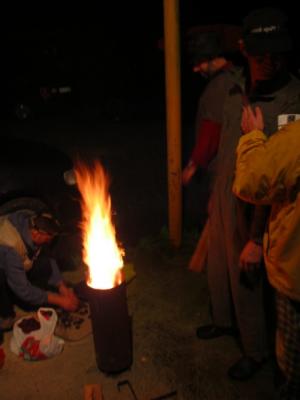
[242, 7, 292, 55]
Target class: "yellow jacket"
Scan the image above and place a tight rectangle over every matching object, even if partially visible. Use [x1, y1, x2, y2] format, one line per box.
[233, 120, 300, 301]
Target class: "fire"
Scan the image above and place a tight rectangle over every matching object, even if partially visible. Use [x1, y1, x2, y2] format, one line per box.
[74, 161, 124, 289]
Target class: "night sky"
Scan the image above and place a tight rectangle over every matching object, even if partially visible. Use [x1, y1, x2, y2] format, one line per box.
[1, 1, 299, 122]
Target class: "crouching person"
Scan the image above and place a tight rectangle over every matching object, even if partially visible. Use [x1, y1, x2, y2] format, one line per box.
[233, 105, 300, 399]
[0, 210, 79, 334]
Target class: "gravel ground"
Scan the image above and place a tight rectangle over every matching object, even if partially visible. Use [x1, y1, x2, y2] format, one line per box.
[0, 241, 278, 400]
[0, 114, 278, 399]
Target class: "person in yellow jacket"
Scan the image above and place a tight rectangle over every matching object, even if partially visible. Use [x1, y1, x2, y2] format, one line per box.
[233, 104, 300, 399]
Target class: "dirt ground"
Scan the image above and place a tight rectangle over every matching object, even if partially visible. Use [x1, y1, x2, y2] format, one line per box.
[0, 114, 278, 399]
[0, 242, 278, 400]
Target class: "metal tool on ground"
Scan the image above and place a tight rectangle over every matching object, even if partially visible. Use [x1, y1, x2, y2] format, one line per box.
[117, 380, 138, 400]
[117, 380, 177, 400]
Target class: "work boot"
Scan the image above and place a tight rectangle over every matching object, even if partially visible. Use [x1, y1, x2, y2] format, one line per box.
[228, 356, 264, 380]
[196, 324, 236, 339]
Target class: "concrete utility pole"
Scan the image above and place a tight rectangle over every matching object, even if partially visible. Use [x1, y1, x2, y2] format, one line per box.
[163, 0, 182, 247]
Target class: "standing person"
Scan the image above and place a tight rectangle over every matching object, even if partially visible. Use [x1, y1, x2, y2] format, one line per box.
[182, 25, 243, 269]
[0, 210, 79, 338]
[182, 24, 242, 187]
[233, 106, 300, 399]
[196, 7, 300, 380]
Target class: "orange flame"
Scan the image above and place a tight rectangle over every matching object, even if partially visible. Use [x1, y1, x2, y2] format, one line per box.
[75, 161, 124, 289]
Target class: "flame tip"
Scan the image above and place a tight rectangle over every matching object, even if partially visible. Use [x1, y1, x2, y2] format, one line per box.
[76, 161, 123, 290]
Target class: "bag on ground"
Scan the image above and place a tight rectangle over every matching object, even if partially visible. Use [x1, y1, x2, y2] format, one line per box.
[10, 307, 64, 360]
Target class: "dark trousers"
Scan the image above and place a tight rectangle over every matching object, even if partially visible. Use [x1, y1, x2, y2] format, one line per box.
[0, 255, 53, 318]
[0, 268, 15, 318]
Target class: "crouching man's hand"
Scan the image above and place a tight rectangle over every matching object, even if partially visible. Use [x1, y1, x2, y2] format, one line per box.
[58, 282, 76, 299]
[48, 291, 79, 312]
[59, 293, 79, 311]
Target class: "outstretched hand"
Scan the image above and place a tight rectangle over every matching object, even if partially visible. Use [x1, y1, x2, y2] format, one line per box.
[49, 282, 80, 311]
[60, 286, 79, 311]
[182, 162, 197, 185]
[59, 293, 79, 312]
[239, 240, 263, 272]
[241, 105, 264, 134]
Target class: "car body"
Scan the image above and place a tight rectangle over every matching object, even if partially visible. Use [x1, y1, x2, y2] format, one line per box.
[0, 135, 81, 267]
[0, 135, 80, 221]
[2, 29, 76, 121]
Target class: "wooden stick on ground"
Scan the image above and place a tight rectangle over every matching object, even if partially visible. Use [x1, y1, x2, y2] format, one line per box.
[84, 384, 104, 400]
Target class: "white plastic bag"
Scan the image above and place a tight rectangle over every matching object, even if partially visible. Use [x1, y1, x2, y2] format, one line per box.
[10, 307, 64, 361]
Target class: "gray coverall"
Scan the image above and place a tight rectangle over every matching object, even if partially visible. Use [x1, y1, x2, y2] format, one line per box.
[186, 66, 240, 225]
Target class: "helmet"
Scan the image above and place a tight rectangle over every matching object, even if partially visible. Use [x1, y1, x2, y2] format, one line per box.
[31, 212, 61, 235]
[186, 24, 241, 66]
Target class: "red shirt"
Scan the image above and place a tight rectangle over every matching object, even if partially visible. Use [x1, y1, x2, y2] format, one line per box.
[190, 119, 221, 168]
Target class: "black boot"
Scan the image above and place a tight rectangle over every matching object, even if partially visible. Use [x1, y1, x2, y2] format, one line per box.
[196, 324, 237, 339]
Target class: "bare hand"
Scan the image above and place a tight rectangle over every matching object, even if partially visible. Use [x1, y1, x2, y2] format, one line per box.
[58, 283, 79, 305]
[182, 162, 197, 185]
[239, 240, 263, 272]
[59, 293, 79, 312]
[241, 105, 264, 134]
[58, 282, 72, 296]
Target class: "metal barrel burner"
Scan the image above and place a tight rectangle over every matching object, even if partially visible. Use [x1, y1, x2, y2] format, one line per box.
[87, 280, 132, 374]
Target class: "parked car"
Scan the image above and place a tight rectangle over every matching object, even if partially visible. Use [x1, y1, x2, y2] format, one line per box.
[2, 31, 76, 121]
[0, 135, 81, 268]
[5, 76, 74, 121]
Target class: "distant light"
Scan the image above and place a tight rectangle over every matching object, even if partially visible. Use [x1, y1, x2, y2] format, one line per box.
[59, 86, 72, 93]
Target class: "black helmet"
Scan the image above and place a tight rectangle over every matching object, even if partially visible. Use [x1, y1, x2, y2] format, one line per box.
[187, 30, 221, 66]
[31, 212, 61, 235]
[186, 24, 241, 66]
[242, 7, 292, 55]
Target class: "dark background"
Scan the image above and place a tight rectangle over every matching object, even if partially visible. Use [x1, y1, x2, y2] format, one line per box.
[0, 1, 299, 246]
[0, 6, 296, 398]
[1, 1, 299, 124]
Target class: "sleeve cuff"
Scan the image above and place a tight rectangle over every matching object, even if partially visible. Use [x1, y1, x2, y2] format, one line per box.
[238, 129, 267, 148]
